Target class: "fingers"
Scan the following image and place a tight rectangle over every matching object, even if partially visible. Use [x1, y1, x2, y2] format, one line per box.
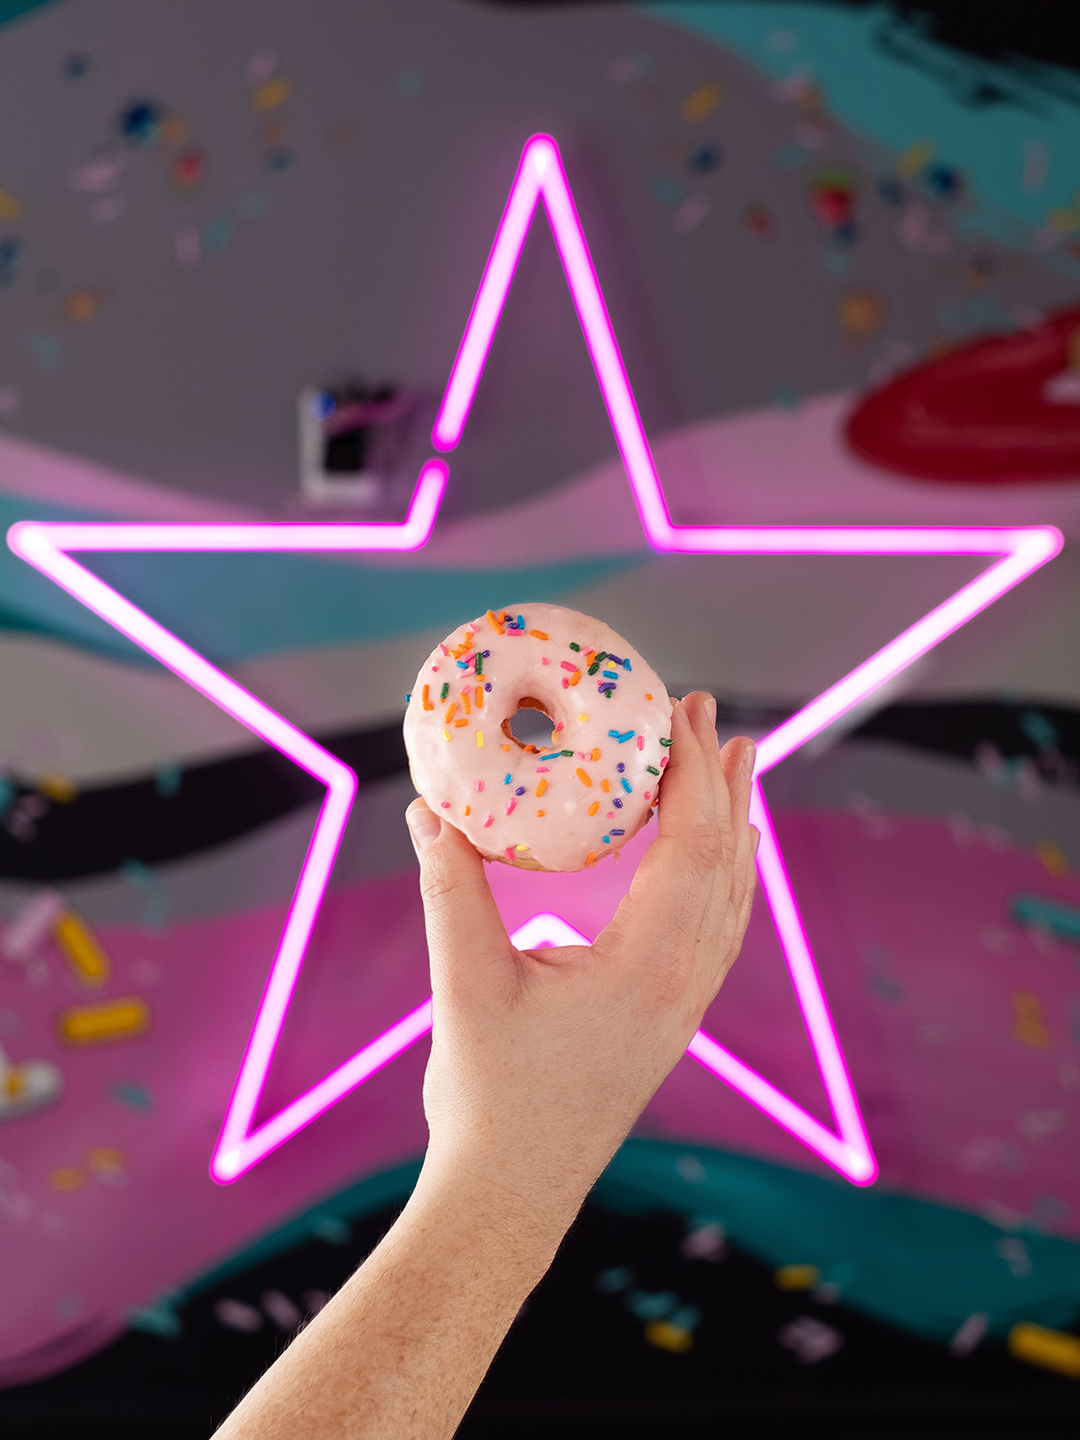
[600, 695, 724, 970]
[600, 693, 759, 1009]
[719, 734, 755, 834]
[655, 694, 722, 853]
[690, 713, 756, 993]
[406, 799, 512, 992]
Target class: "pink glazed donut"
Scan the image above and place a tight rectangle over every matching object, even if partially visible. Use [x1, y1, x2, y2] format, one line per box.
[404, 602, 674, 871]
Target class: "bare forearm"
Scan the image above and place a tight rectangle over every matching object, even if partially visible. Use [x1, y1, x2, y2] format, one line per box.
[214, 1163, 579, 1440]
[214, 698, 754, 1439]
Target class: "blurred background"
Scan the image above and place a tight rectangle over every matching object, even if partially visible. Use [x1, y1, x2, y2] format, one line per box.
[1, 0, 1080, 1434]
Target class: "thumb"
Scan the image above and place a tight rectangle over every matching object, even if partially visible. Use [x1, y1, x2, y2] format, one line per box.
[406, 799, 511, 988]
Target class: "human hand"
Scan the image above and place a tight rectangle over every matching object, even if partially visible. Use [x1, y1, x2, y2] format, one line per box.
[405, 691, 758, 1233]
[211, 695, 757, 1440]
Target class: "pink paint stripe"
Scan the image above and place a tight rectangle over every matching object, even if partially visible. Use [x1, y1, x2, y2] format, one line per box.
[214, 999, 435, 1181]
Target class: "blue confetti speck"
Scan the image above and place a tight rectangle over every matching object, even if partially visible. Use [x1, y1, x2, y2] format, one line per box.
[649, 175, 687, 207]
[27, 331, 61, 370]
[396, 67, 424, 100]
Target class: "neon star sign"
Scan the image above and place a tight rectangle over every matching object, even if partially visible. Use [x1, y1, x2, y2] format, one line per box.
[7, 135, 1061, 1187]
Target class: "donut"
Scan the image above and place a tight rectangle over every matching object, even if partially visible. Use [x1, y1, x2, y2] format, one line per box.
[403, 603, 673, 871]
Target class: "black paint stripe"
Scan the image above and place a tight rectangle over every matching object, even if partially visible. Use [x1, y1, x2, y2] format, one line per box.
[0, 722, 410, 882]
[2, 701, 1076, 883]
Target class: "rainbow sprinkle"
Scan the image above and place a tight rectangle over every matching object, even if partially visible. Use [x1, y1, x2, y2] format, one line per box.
[421, 615, 666, 866]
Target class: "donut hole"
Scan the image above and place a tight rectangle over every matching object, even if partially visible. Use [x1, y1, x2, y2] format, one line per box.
[503, 698, 555, 751]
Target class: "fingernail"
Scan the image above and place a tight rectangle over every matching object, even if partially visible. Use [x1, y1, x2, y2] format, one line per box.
[406, 804, 442, 850]
[705, 695, 717, 725]
[750, 826, 761, 858]
[742, 741, 756, 777]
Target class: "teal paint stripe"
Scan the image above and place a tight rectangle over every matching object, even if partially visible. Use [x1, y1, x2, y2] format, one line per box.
[1, 500, 151, 661]
[594, 1139, 1080, 1343]
[1, 498, 647, 664]
[153, 1140, 1080, 1345]
[180, 1160, 424, 1303]
[0, 0, 64, 28]
[644, 2, 1080, 238]
[83, 550, 647, 662]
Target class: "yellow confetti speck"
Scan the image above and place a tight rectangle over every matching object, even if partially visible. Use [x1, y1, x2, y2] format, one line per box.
[1009, 1322, 1080, 1378]
[37, 771, 78, 801]
[1013, 990, 1050, 1048]
[645, 1320, 694, 1353]
[896, 139, 935, 179]
[251, 77, 293, 111]
[1035, 840, 1069, 876]
[838, 289, 885, 341]
[476, 731, 484, 747]
[53, 911, 109, 985]
[50, 1167, 85, 1191]
[87, 1146, 125, 1173]
[775, 1264, 821, 1290]
[578, 713, 589, 722]
[0, 190, 23, 224]
[58, 997, 148, 1045]
[681, 82, 722, 123]
[62, 289, 104, 325]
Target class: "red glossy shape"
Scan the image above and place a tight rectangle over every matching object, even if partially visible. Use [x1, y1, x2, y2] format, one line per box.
[846, 304, 1080, 484]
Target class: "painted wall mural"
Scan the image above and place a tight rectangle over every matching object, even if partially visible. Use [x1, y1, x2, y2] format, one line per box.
[1, 0, 1080, 1391]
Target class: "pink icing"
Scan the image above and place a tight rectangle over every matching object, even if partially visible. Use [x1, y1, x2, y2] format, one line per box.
[403, 602, 673, 871]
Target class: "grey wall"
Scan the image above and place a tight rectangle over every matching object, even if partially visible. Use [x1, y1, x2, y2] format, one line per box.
[0, 0, 1076, 518]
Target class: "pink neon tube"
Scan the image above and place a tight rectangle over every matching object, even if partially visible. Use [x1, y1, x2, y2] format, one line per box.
[5, 132, 1063, 1188]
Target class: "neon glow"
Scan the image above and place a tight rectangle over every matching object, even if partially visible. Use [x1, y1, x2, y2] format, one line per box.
[510, 914, 591, 951]
[6, 134, 1062, 1186]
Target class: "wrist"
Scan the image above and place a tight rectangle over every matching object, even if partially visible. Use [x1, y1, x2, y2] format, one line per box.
[408, 1145, 585, 1274]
